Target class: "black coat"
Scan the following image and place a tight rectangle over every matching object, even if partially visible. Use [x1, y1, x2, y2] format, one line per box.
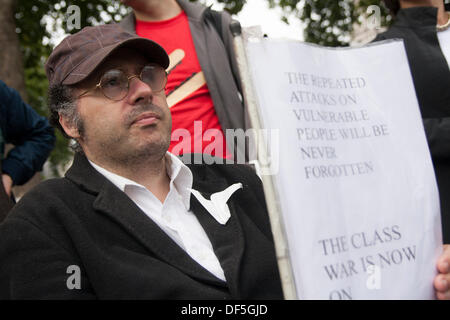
[374, 7, 450, 243]
[0, 153, 283, 299]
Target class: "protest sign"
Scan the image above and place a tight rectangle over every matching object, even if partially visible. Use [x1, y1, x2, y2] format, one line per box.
[244, 38, 443, 299]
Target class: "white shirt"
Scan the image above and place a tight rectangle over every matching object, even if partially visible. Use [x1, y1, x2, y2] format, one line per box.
[88, 152, 226, 281]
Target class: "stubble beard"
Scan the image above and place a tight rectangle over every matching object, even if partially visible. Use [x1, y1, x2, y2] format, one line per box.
[80, 103, 172, 170]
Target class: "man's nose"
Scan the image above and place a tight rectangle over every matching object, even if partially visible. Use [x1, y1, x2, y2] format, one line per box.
[127, 76, 153, 105]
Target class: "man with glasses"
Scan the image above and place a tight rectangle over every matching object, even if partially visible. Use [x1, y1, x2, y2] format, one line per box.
[0, 24, 283, 299]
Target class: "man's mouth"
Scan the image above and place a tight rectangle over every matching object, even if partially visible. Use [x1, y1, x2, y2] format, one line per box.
[132, 112, 160, 126]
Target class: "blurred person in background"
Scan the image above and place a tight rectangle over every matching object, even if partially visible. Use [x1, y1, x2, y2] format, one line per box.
[375, 0, 450, 243]
[0, 79, 55, 222]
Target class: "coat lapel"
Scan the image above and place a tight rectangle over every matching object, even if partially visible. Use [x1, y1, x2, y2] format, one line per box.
[65, 153, 225, 287]
[190, 175, 246, 298]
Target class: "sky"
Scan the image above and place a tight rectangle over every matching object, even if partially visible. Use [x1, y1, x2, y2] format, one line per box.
[226, 0, 304, 41]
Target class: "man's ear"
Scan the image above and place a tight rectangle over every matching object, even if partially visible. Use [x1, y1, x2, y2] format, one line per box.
[59, 114, 81, 139]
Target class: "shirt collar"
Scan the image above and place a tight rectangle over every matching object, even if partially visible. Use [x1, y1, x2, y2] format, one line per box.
[165, 152, 194, 210]
[88, 152, 193, 210]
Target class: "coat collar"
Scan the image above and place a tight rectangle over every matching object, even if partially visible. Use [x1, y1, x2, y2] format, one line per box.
[65, 153, 245, 295]
[185, 162, 246, 298]
[87, 152, 193, 211]
[65, 152, 107, 194]
[176, 0, 208, 22]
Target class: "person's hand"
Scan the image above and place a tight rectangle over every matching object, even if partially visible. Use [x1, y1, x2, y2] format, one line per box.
[1, 174, 13, 196]
[435, 244, 450, 299]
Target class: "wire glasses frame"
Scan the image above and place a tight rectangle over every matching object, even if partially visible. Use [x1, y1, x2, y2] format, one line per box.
[77, 64, 168, 101]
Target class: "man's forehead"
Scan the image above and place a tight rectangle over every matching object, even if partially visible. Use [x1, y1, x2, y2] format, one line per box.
[100, 48, 153, 70]
[76, 48, 155, 87]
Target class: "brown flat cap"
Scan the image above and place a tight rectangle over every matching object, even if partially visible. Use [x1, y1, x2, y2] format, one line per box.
[45, 24, 169, 86]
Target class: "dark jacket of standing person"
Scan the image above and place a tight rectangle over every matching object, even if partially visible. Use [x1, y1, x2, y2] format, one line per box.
[373, 6, 450, 242]
[0, 79, 55, 220]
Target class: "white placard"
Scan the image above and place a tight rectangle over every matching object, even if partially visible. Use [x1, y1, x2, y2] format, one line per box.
[245, 39, 442, 299]
[438, 28, 450, 68]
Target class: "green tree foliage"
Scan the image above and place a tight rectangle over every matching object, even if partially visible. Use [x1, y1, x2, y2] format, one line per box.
[14, 0, 129, 175]
[265, 0, 392, 46]
[198, 0, 391, 46]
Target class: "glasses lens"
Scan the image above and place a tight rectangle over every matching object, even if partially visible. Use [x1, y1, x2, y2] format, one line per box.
[100, 70, 128, 101]
[141, 65, 167, 92]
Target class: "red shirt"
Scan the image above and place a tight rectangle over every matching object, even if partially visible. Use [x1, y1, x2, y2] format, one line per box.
[136, 12, 230, 158]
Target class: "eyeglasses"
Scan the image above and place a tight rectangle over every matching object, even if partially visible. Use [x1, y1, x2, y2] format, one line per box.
[78, 64, 167, 101]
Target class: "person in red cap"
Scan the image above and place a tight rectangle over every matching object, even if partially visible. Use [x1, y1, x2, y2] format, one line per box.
[0, 24, 283, 299]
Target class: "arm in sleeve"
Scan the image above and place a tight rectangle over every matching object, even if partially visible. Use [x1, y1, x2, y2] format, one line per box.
[219, 11, 243, 96]
[423, 117, 450, 161]
[0, 80, 56, 185]
[0, 216, 95, 299]
[217, 11, 250, 132]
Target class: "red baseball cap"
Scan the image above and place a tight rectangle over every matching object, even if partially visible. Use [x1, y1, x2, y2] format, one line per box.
[45, 24, 169, 86]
